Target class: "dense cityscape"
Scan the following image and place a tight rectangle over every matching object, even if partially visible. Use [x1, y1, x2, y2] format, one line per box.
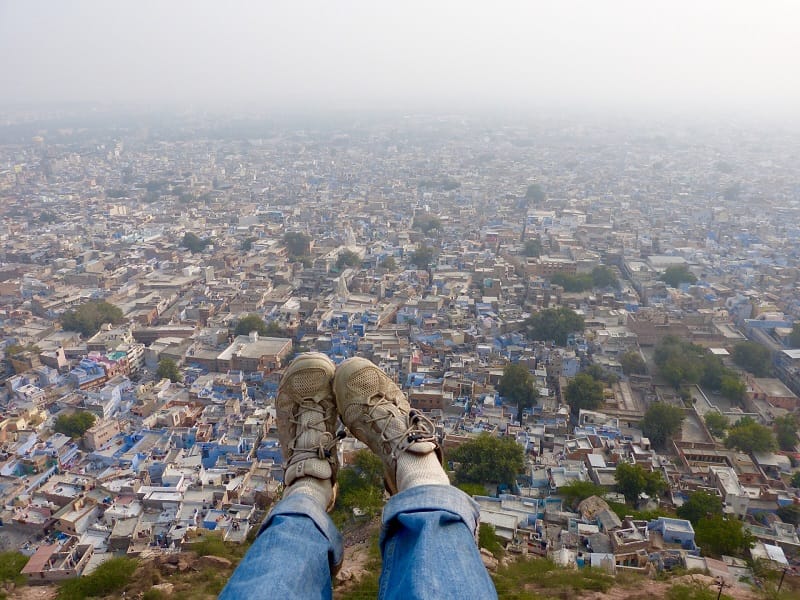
[0, 107, 798, 597]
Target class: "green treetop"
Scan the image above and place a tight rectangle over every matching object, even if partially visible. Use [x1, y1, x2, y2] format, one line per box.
[283, 232, 311, 258]
[724, 417, 777, 453]
[614, 462, 667, 504]
[235, 314, 268, 337]
[659, 265, 697, 287]
[564, 373, 604, 416]
[60, 300, 124, 337]
[54, 411, 96, 438]
[497, 363, 538, 420]
[156, 358, 182, 383]
[449, 434, 524, 486]
[676, 491, 723, 525]
[731, 341, 771, 377]
[524, 306, 584, 346]
[640, 402, 685, 450]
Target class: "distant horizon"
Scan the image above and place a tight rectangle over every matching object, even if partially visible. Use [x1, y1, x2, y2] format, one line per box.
[2, 1, 799, 121]
[2, 101, 800, 132]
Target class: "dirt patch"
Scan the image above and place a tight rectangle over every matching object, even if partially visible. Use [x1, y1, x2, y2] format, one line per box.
[7, 586, 58, 600]
[581, 574, 760, 600]
[336, 518, 382, 589]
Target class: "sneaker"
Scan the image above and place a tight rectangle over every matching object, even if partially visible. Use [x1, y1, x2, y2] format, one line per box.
[276, 353, 339, 510]
[333, 357, 443, 495]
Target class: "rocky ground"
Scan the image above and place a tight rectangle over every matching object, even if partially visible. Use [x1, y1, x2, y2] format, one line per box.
[4, 524, 795, 600]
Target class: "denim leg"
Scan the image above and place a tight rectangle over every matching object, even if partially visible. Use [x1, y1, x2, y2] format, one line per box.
[378, 485, 498, 600]
[219, 493, 343, 600]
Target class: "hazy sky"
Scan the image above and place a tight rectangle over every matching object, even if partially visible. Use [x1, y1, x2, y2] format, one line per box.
[2, 0, 799, 116]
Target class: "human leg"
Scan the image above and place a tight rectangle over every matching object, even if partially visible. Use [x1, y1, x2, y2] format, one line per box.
[379, 485, 497, 600]
[333, 358, 497, 600]
[219, 493, 343, 600]
[221, 353, 342, 600]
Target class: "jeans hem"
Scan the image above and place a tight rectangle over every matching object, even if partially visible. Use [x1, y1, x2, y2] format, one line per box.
[382, 484, 480, 534]
[262, 492, 344, 568]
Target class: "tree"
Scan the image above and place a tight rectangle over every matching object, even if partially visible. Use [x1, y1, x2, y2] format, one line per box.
[791, 472, 800, 488]
[731, 341, 771, 377]
[564, 373, 604, 415]
[380, 256, 397, 270]
[498, 363, 538, 419]
[694, 516, 753, 557]
[550, 273, 593, 292]
[525, 184, 545, 204]
[725, 417, 777, 454]
[557, 480, 606, 507]
[283, 232, 311, 257]
[591, 266, 618, 289]
[241, 237, 256, 252]
[412, 213, 442, 233]
[410, 245, 435, 270]
[699, 355, 726, 390]
[655, 340, 703, 388]
[449, 434, 524, 486]
[723, 183, 741, 202]
[720, 374, 746, 404]
[180, 231, 211, 253]
[653, 337, 740, 391]
[264, 321, 290, 338]
[676, 491, 723, 525]
[790, 323, 800, 348]
[524, 307, 584, 346]
[234, 314, 268, 337]
[478, 523, 505, 559]
[335, 449, 385, 519]
[38, 210, 58, 223]
[57, 556, 137, 600]
[615, 462, 666, 503]
[0, 551, 29, 587]
[620, 351, 647, 376]
[336, 249, 361, 270]
[704, 412, 729, 438]
[584, 364, 618, 385]
[5, 342, 40, 357]
[54, 411, 96, 438]
[774, 415, 798, 451]
[156, 358, 182, 383]
[60, 300, 124, 337]
[524, 238, 542, 257]
[659, 265, 697, 287]
[776, 504, 800, 526]
[641, 402, 685, 449]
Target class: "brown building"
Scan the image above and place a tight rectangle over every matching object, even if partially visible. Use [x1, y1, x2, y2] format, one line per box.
[218, 333, 293, 374]
[408, 388, 452, 412]
[20, 539, 93, 584]
[84, 418, 120, 451]
[747, 376, 799, 411]
[527, 256, 577, 278]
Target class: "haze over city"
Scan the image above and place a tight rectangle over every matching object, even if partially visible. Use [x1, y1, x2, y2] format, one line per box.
[2, 2, 800, 598]
[2, 0, 800, 117]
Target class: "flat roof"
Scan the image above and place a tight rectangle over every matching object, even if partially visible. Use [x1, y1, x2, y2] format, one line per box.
[218, 336, 291, 360]
[754, 378, 797, 399]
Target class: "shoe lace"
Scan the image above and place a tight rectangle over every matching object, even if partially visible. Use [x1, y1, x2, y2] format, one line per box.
[287, 399, 341, 464]
[364, 393, 437, 455]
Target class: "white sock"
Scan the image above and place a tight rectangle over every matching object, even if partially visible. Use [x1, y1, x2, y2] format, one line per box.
[396, 451, 450, 491]
[284, 477, 333, 509]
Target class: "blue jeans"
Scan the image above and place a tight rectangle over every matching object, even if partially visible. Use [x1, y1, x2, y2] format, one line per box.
[220, 484, 498, 600]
